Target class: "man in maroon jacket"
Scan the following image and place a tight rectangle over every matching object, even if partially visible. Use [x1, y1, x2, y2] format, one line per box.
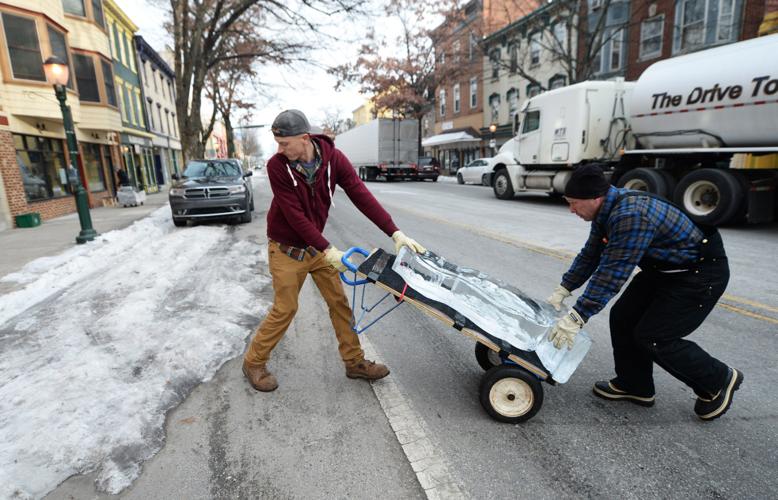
[243, 110, 426, 392]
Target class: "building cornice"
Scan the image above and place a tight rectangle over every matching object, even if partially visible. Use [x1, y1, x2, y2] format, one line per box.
[103, 0, 138, 31]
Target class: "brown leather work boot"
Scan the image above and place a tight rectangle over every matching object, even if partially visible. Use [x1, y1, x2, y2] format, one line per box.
[345, 359, 390, 380]
[242, 360, 278, 392]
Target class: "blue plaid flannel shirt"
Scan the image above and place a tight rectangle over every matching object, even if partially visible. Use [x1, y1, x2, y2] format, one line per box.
[562, 186, 704, 322]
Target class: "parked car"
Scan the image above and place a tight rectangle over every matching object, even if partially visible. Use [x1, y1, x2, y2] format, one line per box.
[169, 159, 254, 227]
[457, 158, 493, 186]
[414, 156, 440, 181]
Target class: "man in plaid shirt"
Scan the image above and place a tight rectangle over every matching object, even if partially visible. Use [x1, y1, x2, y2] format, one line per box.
[547, 164, 743, 421]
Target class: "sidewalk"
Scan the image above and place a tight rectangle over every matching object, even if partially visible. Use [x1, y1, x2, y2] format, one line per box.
[0, 191, 169, 286]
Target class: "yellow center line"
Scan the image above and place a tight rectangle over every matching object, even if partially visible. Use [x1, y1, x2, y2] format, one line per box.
[717, 303, 778, 325]
[391, 203, 778, 324]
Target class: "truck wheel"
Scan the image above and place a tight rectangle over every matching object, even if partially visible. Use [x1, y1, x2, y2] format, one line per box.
[475, 342, 502, 371]
[493, 170, 515, 200]
[616, 168, 675, 199]
[457, 173, 464, 184]
[673, 169, 744, 226]
[479, 365, 543, 423]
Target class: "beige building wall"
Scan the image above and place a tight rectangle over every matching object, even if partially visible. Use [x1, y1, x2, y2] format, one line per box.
[0, 0, 122, 225]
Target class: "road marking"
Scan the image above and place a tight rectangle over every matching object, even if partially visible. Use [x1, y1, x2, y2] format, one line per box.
[360, 336, 468, 500]
[389, 204, 778, 324]
[717, 302, 778, 325]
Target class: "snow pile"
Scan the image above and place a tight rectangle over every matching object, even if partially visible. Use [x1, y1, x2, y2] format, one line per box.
[0, 207, 270, 498]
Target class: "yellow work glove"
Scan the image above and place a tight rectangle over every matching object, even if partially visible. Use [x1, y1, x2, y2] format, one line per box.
[546, 285, 572, 312]
[392, 230, 426, 254]
[324, 246, 347, 272]
[548, 309, 584, 350]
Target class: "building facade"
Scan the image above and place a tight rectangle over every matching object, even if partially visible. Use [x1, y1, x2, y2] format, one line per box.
[426, 0, 539, 172]
[0, 0, 122, 227]
[104, 0, 157, 193]
[481, 1, 576, 152]
[625, 0, 766, 80]
[135, 35, 181, 185]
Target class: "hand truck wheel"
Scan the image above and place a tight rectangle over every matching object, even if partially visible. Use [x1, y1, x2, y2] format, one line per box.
[474, 342, 502, 371]
[479, 365, 543, 423]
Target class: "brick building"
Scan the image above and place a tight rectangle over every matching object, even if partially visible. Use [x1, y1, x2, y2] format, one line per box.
[425, 0, 539, 173]
[0, 0, 123, 228]
[625, 0, 767, 80]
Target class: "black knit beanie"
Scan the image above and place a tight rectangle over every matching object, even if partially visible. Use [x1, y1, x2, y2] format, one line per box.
[564, 164, 610, 199]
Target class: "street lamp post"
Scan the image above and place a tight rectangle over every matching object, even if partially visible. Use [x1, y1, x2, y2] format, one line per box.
[489, 123, 497, 156]
[44, 56, 97, 244]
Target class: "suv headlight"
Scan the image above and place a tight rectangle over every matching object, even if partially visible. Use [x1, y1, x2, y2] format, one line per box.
[228, 185, 246, 194]
[169, 188, 185, 197]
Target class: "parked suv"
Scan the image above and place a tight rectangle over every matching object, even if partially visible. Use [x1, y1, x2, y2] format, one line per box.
[414, 156, 440, 181]
[169, 159, 254, 226]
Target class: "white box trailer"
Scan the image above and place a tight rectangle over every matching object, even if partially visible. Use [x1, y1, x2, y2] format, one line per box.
[490, 34, 778, 226]
[335, 118, 419, 181]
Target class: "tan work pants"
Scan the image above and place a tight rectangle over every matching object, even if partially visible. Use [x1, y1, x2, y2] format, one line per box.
[244, 241, 363, 367]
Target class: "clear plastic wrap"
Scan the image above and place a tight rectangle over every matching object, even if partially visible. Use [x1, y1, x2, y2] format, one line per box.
[392, 247, 591, 383]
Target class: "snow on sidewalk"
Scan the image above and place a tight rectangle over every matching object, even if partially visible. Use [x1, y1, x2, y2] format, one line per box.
[0, 207, 270, 499]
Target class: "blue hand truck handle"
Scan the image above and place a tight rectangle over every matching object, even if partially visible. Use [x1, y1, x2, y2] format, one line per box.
[340, 247, 370, 286]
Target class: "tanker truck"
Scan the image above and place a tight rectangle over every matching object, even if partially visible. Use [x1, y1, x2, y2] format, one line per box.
[491, 34, 778, 226]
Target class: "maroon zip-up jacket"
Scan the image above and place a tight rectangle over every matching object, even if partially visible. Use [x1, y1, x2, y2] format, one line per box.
[266, 134, 399, 252]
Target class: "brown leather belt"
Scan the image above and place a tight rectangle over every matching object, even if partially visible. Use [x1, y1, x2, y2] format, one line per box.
[276, 241, 317, 261]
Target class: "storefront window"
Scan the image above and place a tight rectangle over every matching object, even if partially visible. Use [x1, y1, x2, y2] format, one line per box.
[14, 134, 70, 201]
[81, 142, 106, 192]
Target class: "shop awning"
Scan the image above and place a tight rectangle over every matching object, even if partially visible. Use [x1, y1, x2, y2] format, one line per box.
[421, 131, 481, 148]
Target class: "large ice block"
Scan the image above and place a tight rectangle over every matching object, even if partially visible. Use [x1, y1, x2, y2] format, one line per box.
[392, 247, 591, 383]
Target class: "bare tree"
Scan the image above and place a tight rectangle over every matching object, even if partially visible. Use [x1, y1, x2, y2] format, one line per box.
[320, 108, 355, 135]
[330, 0, 469, 152]
[169, 0, 362, 161]
[239, 125, 263, 159]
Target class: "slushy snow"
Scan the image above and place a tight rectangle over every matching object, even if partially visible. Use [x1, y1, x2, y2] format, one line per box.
[0, 206, 270, 498]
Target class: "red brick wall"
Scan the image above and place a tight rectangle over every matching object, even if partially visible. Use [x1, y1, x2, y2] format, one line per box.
[626, 0, 767, 80]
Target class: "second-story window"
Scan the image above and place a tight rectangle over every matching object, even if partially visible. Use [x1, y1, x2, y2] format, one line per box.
[530, 33, 541, 65]
[453, 83, 460, 113]
[101, 60, 117, 106]
[73, 53, 100, 102]
[469, 77, 477, 108]
[147, 98, 155, 130]
[62, 0, 105, 28]
[439, 89, 446, 117]
[677, 0, 705, 50]
[453, 40, 461, 64]
[640, 15, 664, 59]
[610, 28, 624, 71]
[489, 48, 500, 79]
[717, 0, 735, 42]
[507, 88, 518, 119]
[62, 0, 86, 16]
[508, 42, 518, 73]
[2, 13, 46, 81]
[91, 0, 105, 28]
[47, 26, 74, 89]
